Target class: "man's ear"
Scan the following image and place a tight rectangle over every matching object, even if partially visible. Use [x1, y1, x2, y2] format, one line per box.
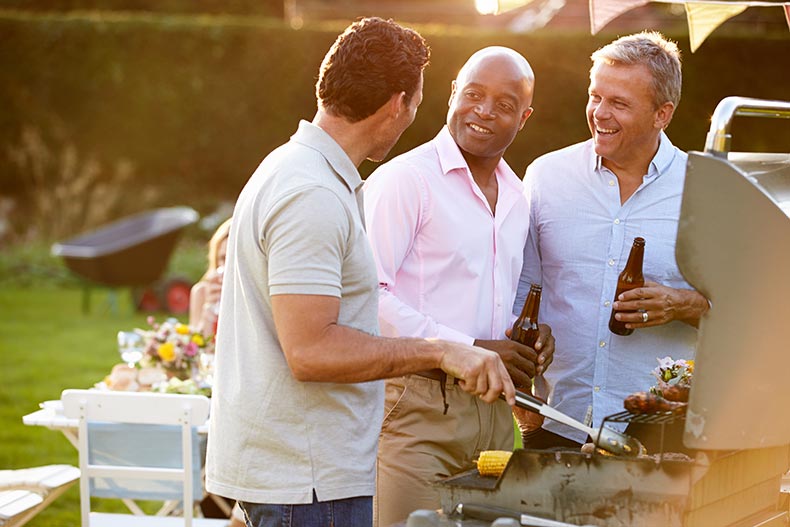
[518, 106, 534, 131]
[448, 80, 457, 108]
[388, 91, 407, 119]
[655, 101, 675, 130]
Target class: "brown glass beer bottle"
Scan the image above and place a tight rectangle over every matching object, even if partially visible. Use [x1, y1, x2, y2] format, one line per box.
[512, 283, 542, 347]
[608, 237, 645, 336]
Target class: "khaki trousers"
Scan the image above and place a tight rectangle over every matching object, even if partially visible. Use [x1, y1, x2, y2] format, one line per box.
[374, 374, 514, 527]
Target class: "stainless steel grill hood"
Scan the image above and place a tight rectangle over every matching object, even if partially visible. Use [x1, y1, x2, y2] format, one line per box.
[676, 96, 790, 450]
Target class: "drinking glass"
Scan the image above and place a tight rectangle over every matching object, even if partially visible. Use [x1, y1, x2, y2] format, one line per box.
[198, 351, 216, 387]
[117, 330, 144, 368]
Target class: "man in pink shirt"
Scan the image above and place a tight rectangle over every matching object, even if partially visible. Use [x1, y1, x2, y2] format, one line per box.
[364, 47, 554, 526]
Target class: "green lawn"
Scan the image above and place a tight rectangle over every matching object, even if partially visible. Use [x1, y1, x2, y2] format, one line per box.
[0, 286, 162, 525]
[0, 240, 205, 525]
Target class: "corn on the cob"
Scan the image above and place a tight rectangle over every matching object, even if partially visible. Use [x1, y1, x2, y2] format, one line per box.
[476, 450, 512, 477]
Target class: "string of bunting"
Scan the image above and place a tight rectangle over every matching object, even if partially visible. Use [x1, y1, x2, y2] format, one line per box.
[488, 0, 789, 53]
[589, 0, 790, 52]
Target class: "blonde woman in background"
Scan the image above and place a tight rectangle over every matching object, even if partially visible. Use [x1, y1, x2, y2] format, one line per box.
[189, 218, 245, 526]
[189, 218, 231, 337]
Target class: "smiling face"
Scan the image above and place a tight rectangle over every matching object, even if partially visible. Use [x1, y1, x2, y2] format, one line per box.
[447, 52, 533, 167]
[586, 62, 673, 173]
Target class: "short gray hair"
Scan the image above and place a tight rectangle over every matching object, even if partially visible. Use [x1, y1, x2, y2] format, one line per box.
[591, 31, 682, 109]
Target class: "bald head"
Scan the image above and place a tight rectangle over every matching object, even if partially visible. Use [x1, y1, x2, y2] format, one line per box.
[447, 46, 535, 168]
[456, 46, 535, 99]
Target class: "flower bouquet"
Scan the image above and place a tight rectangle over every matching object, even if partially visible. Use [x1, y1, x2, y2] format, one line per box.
[649, 356, 694, 403]
[138, 316, 214, 382]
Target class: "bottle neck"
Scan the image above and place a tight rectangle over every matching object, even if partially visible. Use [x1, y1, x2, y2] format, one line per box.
[624, 245, 645, 275]
[526, 290, 541, 324]
[523, 286, 541, 325]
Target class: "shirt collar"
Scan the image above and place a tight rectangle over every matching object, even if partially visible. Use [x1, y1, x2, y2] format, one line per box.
[291, 120, 362, 193]
[590, 130, 677, 180]
[435, 126, 470, 176]
[649, 131, 676, 180]
[433, 126, 520, 190]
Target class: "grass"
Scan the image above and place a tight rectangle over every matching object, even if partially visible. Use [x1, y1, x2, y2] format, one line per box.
[0, 286, 156, 524]
[0, 239, 206, 525]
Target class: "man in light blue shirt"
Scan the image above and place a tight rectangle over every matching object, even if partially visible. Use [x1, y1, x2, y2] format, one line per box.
[515, 31, 709, 450]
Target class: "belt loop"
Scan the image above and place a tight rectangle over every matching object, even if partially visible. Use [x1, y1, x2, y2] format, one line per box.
[439, 372, 449, 415]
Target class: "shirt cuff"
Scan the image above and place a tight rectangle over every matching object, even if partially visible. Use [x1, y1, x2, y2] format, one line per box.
[435, 325, 475, 346]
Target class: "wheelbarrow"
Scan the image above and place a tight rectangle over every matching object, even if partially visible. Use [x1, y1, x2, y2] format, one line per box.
[51, 206, 199, 314]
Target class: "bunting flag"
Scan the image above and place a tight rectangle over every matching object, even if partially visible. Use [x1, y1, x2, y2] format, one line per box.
[588, 0, 650, 34]
[587, 0, 789, 52]
[685, 2, 748, 51]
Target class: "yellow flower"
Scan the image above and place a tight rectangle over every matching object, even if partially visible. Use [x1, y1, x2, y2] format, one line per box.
[175, 323, 190, 335]
[157, 342, 176, 362]
[191, 334, 205, 347]
[686, 360, 694, 373]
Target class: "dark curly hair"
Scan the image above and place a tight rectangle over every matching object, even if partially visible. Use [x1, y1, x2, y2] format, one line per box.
[316, 17, 430, 123]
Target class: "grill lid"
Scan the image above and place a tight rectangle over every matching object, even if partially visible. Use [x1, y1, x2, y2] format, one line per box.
[676, 96, 790, 450]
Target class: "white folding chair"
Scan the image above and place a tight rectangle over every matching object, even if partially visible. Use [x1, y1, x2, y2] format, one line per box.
[0, 464, 80, 527]
[61, 389, 227, 527]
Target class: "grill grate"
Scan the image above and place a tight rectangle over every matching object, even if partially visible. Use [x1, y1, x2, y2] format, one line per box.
[602, 406, 687, 425]
[600, 406, 689, 459]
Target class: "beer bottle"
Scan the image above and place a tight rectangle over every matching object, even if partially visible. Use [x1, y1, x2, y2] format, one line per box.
[511, 284, 546, 433]
[512, 283, 542, 347]
[608, 237, 645, 336]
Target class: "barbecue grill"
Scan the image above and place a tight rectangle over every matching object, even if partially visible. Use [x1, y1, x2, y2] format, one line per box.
[403, 97, 790, 527]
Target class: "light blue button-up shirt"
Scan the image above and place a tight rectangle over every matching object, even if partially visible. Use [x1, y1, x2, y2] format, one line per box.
[515, 132, 697, 443]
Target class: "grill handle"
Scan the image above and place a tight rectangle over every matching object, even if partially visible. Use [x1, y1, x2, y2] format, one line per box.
[704, 96, 790, 157]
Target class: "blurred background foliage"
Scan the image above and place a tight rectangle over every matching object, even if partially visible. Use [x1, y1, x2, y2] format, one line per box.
[0, 4, 788, 247]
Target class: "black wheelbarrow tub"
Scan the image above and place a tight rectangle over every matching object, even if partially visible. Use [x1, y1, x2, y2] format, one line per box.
[52, 206, 199, 287]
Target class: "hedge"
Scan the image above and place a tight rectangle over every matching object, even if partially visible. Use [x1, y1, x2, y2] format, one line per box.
[1, 10, 788, 240]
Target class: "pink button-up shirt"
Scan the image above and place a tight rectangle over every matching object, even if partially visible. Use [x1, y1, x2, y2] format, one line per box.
[363, 126, 530, 344]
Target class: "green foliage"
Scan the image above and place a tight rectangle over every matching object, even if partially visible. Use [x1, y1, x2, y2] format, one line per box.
[0, 0, 284, 17]
[1, 10, 789, 243]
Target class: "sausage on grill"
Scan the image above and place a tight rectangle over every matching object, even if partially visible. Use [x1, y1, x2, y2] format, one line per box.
[624, 391, 686, 414]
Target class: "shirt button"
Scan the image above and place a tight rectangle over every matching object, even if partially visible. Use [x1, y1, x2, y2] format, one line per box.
[599, 341, 606, 348]
[614, 218, 621, 225]
[594, 386, 601, 392]
[608, 259, 615, 266]
[604, 301, 611, 307]
[609, 180, 616, 187]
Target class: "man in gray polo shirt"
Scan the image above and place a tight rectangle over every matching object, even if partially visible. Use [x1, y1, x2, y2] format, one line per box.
[205, 17, 515, 527]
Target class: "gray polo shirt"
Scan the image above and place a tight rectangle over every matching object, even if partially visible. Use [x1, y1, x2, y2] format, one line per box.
[205, 120, 382, 504]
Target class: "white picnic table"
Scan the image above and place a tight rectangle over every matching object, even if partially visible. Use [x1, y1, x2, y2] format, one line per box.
[22, 397, 222, 520]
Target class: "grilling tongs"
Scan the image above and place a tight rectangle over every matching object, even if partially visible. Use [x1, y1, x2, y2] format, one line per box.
[506, 388, 645, 457]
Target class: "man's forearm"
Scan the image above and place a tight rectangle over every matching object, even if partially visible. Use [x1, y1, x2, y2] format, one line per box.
[285, 324, 445, 383]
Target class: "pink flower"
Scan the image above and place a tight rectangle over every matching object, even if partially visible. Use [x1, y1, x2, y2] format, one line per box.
[184, 341, 199, 357]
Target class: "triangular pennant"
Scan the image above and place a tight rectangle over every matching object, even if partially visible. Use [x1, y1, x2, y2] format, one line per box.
[588, 0, 649, 34]
[685, 2, 748, 52]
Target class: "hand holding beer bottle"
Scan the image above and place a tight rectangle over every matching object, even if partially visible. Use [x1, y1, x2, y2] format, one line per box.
[609, 237, 646, 336]
[510, 284, 547, 433]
